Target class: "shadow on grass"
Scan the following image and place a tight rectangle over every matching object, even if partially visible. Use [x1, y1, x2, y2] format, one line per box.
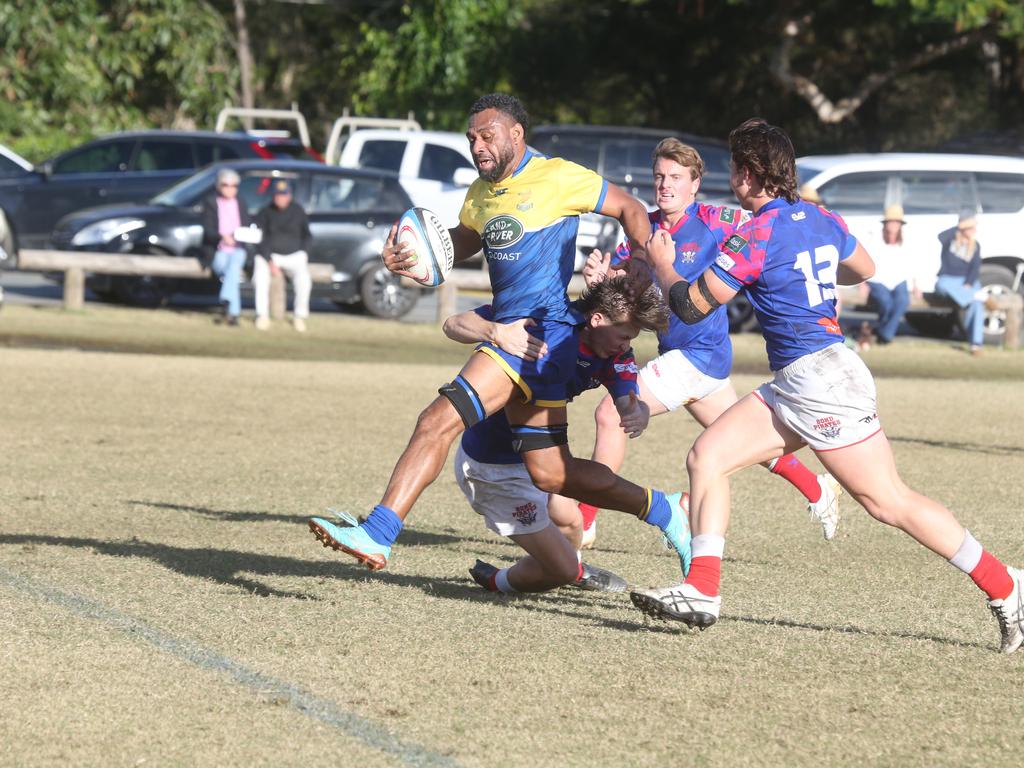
[889, 434, 1024, 457]
[125, 499, 519, 550]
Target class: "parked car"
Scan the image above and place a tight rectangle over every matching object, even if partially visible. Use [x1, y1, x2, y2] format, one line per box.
[50, 160, 420, 318]
[335, 128, 477, 229]
[0, 143, 33, 177]
[798, 153, 1024, 342]
[0, 130, 321, 250]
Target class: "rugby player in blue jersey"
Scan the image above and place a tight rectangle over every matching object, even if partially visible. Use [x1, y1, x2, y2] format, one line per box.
[578, 138, 842, 548]
[443, 275, 669, 594]
[630, 119, 1024, 654]
[308, 94, 691, 576]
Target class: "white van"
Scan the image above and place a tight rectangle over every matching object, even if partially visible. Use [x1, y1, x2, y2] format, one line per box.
[798, 153, 1024, 340]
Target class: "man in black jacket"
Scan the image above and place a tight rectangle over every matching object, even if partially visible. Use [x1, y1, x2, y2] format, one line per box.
[252, 178, 313, 331]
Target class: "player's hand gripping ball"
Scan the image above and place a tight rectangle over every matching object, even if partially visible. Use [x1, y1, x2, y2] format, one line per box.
[396, 207, 455, 287]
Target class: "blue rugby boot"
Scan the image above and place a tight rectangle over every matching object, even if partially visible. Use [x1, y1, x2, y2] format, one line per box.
[660, 492, 692, 578]
[309, 509, 391, 571]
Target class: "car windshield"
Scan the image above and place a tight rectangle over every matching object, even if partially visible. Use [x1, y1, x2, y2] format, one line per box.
[151, 167, 218, 205]
[796, 163, 824, 186]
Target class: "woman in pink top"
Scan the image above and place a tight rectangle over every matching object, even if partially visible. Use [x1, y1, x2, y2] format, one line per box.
[200, 168, 255, 325]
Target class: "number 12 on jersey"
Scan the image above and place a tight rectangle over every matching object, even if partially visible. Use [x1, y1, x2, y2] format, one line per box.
[794, 245, 839, 307]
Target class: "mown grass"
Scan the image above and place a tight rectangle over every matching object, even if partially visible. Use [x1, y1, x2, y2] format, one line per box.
[1, 306, 1023, 767]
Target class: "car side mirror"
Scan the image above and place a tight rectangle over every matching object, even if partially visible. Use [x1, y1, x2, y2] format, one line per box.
[453, 167, 477, 187]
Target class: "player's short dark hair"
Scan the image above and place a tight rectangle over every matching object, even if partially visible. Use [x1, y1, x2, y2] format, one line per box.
[729, 118, 799, 203]
[469, 93, 530, 134]
[652, 138, 704, 181]
[577, 274, 669, 333]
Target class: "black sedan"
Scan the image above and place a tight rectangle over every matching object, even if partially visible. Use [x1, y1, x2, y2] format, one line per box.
[50, 160, 420, 318]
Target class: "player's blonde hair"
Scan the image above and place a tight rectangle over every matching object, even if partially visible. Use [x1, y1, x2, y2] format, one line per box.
[652, 138, 704, 181]
[577, 274, 669, 333]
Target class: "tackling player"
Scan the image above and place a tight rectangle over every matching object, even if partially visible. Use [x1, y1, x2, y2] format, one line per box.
[444, 275, 669, 594]
[630, 118, 1024, 655]
[578, 138, 841, 548]
[308, 94, 690, 575]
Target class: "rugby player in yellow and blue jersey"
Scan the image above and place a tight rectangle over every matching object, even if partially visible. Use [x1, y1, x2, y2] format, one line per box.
[308, 94, 691, 577]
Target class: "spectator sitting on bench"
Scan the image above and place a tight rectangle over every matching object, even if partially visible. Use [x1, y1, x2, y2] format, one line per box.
[252, 179, 312, 333]
[200, 168, 253, 327]
[858, 204, 920, 349]
[934, 213, 993, 356]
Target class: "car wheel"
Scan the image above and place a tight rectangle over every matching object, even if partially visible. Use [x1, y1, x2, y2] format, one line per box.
[978, 263, 1018, 346]
[727, 292, 758, 333]
[359, 265, 419, 319]
[112, 275, 175, 308]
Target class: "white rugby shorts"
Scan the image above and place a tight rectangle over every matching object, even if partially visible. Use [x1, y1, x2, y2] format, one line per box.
[640, 349, 731, 412]
[453, 444, 550, 537]
[755, 343, 882, 452]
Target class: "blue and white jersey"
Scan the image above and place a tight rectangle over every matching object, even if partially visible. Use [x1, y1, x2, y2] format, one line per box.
[710, 198, 858, 370]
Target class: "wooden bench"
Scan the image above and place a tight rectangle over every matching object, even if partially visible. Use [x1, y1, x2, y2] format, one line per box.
[838, 284, 1023, 348]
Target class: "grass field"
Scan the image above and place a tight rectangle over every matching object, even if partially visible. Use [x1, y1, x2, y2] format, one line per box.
[2, 305, 1023, 767]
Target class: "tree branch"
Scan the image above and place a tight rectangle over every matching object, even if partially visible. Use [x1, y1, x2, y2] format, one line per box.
[772, 14, 994, 124]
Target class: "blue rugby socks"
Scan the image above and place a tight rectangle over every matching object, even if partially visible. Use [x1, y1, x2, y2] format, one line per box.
[362, 505, 404, 547]
[639, 489, 673, 531]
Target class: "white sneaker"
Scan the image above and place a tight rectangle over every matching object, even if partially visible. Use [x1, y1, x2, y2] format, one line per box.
[293, 317, 307, 333]
[808, 474, 841, 541]
[580, 520, 597, 550]
[988, 566, 1024, 654]
[255, 316, 271, 331]
[630, 582, 720, 630]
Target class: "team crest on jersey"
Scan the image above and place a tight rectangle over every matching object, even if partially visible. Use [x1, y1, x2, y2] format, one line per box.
[513, 501, 538, 526]
[813, 416, 842, 440]
[678, 242, 699, 263]
[483, 215, 525, 249]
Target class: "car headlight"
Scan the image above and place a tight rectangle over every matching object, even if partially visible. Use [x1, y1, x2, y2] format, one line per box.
[71, 218, 146, 246]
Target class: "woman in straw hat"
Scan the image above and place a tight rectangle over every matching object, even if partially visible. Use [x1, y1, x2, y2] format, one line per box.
[860, 204, 918, 347]
[934, 212, 988, 355]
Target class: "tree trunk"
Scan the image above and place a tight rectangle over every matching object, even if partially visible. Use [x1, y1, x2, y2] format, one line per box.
[233, 0, 255, 121]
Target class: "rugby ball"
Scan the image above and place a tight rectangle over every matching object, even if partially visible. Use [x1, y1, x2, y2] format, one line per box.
[396, 207, 454, 287]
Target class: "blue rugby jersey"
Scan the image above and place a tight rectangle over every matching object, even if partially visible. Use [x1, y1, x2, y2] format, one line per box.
[613, 202, 747, 380]
[710, 198, 858, 370]
[460, 307, 639, 465]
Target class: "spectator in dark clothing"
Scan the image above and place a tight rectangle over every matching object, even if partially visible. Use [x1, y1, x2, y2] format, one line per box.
[200, 168, 255, 325]
[934, 213, 990, 355]
[252, 178, 312, 332]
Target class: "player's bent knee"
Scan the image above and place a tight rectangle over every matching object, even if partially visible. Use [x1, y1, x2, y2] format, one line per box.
[438, 375, 486, 429]
[594, 396, 620, 430]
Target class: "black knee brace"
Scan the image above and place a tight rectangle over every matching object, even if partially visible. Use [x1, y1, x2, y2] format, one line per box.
[510, 423, 569, 453]
[439, 375, 486, 428]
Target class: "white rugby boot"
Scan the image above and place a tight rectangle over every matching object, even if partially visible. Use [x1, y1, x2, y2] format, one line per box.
[988, 566, 1024, 654]
[808, 473, 842, 541]
[630, 582, 720, 630]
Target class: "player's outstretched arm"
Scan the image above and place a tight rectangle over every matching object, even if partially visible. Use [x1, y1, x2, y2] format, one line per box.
[614, 392, 650, 439]
[597, 183, 651, 261]
[837, 242, 876, 285]
[442, 310, 548, 360]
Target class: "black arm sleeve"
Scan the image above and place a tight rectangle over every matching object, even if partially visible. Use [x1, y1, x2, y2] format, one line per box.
[668, 275, 720, 325]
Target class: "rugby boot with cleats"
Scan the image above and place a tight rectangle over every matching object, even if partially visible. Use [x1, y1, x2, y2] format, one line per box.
[988, 566, 1024, 654]
[580, 520, 597, 550]
[469, 559, 500, 591]
[308, 510, 390, 571]
[808, 473, 842, 541]
[573, 562, 627, 593]
[659, 492, 692, 577]
[630, 582, 720, 630]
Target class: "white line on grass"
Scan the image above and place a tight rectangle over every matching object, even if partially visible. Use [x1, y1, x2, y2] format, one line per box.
[0, 567, 461, 768]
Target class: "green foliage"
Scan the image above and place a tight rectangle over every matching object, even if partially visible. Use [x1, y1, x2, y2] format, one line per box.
[342, 0, 525, 130]
[0, 0, 236, 162]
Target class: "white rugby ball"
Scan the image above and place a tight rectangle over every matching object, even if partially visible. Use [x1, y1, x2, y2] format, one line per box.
[396, 207, 454, 287]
